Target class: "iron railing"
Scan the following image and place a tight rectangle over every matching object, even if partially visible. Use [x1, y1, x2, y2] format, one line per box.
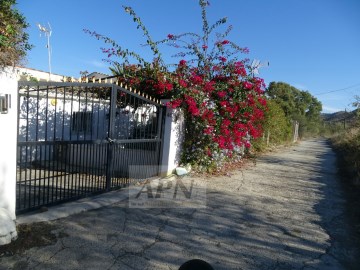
[16, 81, 163, 213]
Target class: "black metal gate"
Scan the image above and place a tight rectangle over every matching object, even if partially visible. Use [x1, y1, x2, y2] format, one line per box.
[16, 81, 163, 213]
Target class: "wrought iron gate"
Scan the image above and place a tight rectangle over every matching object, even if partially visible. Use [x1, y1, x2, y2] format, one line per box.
[16, 81, 164, 213]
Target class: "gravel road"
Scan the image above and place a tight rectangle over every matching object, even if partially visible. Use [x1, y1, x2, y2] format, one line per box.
[0, 139, 359, 269]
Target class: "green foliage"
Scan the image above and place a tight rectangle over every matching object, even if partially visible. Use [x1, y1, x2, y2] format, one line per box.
[158, 1, 248, 77]
[263, 100, 293, 143]
[123, 6, 163, 62]
[267, 81, 323, 138]
[0, 0, 32, 67]
[252, 100, 292, 152]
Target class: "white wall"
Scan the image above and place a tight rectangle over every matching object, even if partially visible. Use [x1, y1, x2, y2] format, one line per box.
[0, 68, 18, 220]
[160, 101, 185, 176]
[16, 67, 64, 82]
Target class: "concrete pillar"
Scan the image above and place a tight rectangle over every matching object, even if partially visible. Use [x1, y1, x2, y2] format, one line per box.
[0, 68, 18, 245]
[159, 100, 184, 176]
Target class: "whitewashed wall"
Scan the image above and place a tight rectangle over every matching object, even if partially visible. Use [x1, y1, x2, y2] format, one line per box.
[0, 69, 18, 220]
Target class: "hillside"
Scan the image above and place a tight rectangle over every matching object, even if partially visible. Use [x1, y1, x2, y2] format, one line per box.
[322, 108, 359, 126]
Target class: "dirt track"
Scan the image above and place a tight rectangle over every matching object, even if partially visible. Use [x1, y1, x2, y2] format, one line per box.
[1, 139, 359, 269]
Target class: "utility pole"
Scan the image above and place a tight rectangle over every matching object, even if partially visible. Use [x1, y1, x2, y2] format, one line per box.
[344, 108, 347, 129]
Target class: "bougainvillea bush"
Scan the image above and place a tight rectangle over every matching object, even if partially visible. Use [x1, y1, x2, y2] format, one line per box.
[167, 59, 267, 170]
[86, 0, 268, 171]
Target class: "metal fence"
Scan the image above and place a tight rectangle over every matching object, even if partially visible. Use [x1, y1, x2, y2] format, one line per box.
[16, 81, 164, 213]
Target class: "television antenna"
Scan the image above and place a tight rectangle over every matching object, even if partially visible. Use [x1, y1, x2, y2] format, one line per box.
[250, 59, 269, 76]
[37, 22, 52, 80]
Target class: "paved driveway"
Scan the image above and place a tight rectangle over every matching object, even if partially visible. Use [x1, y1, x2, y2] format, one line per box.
[1, 139, 359, 269]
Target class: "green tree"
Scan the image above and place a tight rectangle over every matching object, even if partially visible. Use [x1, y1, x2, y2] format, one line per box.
[252, 99, 293, 151]
[263, 100, 292, 143]
[267, 81, 322, 137]
[0, 0, 32, 68]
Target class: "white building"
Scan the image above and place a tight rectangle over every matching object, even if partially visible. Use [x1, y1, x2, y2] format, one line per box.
[16, 66, 65, 82]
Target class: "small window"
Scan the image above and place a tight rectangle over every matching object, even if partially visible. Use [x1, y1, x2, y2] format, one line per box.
[72, 112, 92, 132]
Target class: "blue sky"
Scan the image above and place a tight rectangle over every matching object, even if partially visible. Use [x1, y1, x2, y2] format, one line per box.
[16, 0, 360, 113]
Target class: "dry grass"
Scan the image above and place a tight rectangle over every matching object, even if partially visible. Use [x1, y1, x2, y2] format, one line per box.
[331, 126, 360, 185]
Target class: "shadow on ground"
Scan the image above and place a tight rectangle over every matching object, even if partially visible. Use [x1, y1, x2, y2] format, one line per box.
[1, 139, 359, 270]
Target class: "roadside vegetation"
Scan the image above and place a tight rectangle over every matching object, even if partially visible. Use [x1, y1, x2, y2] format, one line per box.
[328, 97, 360, 185]
[252, 82, 323, 153]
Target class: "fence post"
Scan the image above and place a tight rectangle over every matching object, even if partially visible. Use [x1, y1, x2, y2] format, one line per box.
[0, 68, 18, 245]
[159, 100, 184, 176]
[293, 121, 299, 142]
[266, 130, 270, 146]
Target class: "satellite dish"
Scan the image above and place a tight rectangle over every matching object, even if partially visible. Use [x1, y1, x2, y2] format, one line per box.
[250, 59, 269, 76]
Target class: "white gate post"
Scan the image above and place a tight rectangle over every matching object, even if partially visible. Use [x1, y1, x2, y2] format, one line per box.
[0, 68, 18, 245]
[159, 100, 184, 176]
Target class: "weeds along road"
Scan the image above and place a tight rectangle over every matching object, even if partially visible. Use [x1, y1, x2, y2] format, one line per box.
[1, 139, 359, 269]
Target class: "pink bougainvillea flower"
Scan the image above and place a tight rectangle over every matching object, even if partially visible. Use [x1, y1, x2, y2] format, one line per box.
[188, 105, 200, 116]
[235, 67, 246, 76]
[220, 100, 228, 107]
[221, 118, 231, 128]
[167, 99, 182, 109]
[217, 91, 227, 98]
[221, 40, 230, 45]
[190, 73, 203, 84]
[219, 56, 227, 62]
[257, 97, 267, 107]
[204, 81, 215, 92]
[165, 82, 173, 91]
[204, 126, 214, 135]
[167, 34, 174, 39]
[216, 136, 226, 149]
[202, 44, 208, 50]
[242, 47, 250, 54]
[212, 65, 221, 71]
[243, 81, 253, 90]
[179, 60, 187, 67]
[179, 79, 187, 88]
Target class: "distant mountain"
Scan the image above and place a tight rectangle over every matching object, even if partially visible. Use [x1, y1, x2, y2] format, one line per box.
[322, 108, 359, 124]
